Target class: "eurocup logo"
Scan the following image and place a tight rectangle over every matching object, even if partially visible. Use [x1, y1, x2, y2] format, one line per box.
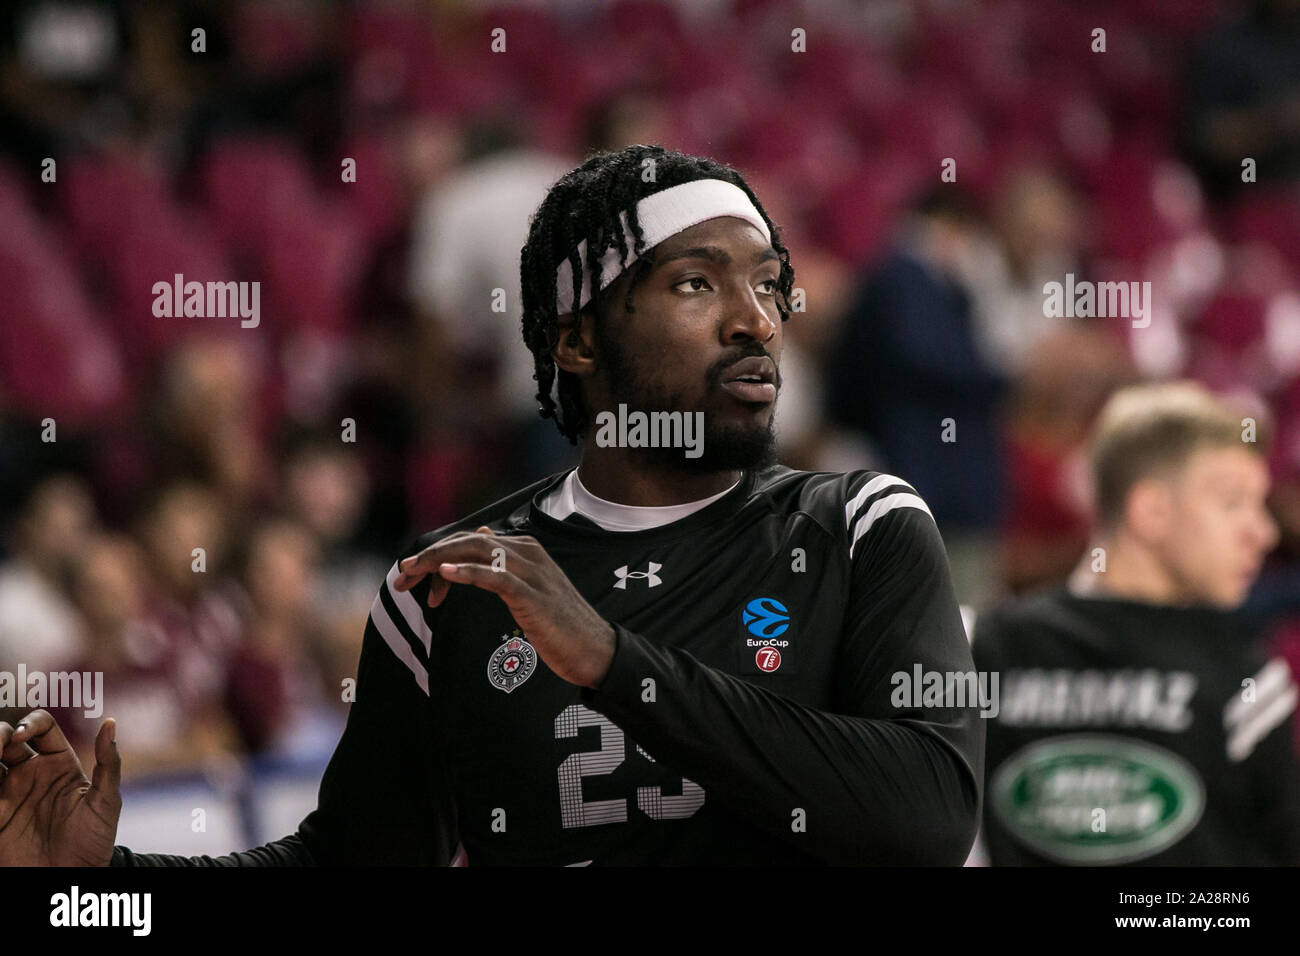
[743, 597, 789, 638]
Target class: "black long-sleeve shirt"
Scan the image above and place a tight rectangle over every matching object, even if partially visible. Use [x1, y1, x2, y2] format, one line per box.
[113, 465, 984, 866]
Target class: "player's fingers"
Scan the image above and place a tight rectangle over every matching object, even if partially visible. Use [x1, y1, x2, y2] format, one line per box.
[392, 530, 477, 584]
[422, 527, 523, 606]
[426, 574, 453, 608]
[398, 540, 530, 590]
[0, 720, 37, 767]
[436, 562, 523, 598]
[88, 719, 122, 809]
[9, 710, 71, 754]
[394, 537, 499, 589]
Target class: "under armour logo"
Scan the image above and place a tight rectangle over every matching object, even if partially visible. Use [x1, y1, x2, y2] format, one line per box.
[613, 562, 662, 589]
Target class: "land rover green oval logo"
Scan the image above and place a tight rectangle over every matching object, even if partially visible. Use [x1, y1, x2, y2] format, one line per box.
[990, 735, 1205, 865]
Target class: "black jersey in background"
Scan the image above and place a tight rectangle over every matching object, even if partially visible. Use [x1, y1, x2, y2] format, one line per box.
[973, 588, 1300, 865]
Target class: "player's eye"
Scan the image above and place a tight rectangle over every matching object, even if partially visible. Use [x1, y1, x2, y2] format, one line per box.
[673, 276, 712, 293]
[756, 278, 778, 296]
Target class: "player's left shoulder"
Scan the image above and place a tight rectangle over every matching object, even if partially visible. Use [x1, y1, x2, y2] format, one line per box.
[748, 468, 941, 572]
[757, 466, 937, 560]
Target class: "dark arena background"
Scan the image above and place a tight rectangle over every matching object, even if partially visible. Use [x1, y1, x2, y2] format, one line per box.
[1, 0, 1298, 940]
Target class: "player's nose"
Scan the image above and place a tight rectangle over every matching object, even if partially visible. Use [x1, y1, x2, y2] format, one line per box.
[1257, 507, 1280, 552]
[1241, 506, 1280, 564]
[721, 282, 777, 345]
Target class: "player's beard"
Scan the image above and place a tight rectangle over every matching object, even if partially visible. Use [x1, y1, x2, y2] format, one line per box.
[591, 323, 779, 474]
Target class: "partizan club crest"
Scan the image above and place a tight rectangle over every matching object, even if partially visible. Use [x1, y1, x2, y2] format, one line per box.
[487, 632, 538, 693]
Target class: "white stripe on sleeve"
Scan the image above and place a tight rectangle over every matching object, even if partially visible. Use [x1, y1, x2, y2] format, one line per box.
[386, 560, 434, 656]
[369, 583, 430, 696]
[1224, 658, 1298, 762]
[844, 473, 916, 534]
[1223, 658, 1291, 727]
[849, 492, 934, 560]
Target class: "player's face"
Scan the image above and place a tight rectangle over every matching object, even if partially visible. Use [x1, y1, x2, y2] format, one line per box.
[590, 216, 784, 471]
[1156, 445, 1279, 608]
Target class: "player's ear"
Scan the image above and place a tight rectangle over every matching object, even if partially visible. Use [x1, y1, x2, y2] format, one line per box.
[553, 308, 597, 377]
[1125, 478, 1173, 543]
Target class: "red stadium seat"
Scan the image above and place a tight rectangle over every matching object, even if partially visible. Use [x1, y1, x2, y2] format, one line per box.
[337, 131, 406, 246]
[105, 214, 236, 369]
[202, 137, 317, 259]
[0, 245, 126, 425]
[1195, 292, 1268, 354]
[1228, 191, 1300, 267]
[232, 2, 322, 75]
[263, 202, 365, 335]
[62, 150, 173, 265]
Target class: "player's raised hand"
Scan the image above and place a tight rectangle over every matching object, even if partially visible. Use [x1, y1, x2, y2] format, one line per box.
[393, 527, 617, 689]
[0, 712, 122, 867]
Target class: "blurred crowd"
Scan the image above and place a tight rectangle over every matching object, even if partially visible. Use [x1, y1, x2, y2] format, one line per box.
[1, 0, 1299, 777]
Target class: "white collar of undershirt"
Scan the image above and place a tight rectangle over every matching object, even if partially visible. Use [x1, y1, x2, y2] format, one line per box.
[539, 468, 741, 532]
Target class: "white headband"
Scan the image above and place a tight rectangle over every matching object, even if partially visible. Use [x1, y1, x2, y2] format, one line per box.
[554, 178, 771, 315]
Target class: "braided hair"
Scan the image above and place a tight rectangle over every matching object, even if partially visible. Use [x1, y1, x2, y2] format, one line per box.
[520, 145, 795, 443]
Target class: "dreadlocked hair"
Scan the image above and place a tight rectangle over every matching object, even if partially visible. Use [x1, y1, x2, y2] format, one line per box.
[520, 144, 795, 444]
